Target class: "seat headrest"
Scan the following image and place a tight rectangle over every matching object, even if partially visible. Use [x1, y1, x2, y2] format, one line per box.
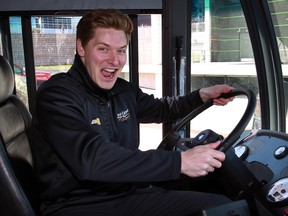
[0, 56, 14, 104]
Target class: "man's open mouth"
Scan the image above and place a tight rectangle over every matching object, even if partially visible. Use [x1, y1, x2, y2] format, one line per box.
[102, 68, 116, 79]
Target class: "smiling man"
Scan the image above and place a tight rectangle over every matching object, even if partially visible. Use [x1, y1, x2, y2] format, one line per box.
[31, 9, 234, 216]
[77, 27, 127, 89]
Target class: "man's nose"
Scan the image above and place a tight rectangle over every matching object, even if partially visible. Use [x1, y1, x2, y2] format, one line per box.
[107, 52, 118, 65]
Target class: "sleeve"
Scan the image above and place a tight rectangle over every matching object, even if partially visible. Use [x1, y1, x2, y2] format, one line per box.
[35, 83, 181, 183]
[136, 87, 204, 123]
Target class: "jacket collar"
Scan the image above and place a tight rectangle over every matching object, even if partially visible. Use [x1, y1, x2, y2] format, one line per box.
[68, 54, 130, 99]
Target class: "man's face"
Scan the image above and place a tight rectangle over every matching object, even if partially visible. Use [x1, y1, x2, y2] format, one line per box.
[77, 28, 128, 90]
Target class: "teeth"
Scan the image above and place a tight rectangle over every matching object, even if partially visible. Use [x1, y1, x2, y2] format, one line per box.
[103, 68, 115, 73]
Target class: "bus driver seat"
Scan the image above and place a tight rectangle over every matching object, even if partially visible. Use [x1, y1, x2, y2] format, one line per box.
[0, 55, 40, 216]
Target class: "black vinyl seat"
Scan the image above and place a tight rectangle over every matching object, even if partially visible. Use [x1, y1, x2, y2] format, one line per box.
[0, 55, 40, 215]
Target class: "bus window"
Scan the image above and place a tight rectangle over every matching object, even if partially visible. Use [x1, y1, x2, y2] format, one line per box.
[30, 16, 80, 75]
[9, 17, 29, 108]
[138, 14, 162, 150]
[267, 1, 288, 132]
[190, 0, 259, 137]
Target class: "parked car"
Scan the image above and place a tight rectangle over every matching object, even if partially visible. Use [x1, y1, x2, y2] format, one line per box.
[13, 63, 52, 87]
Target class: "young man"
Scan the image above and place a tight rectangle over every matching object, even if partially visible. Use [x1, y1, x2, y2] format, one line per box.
[31, 9, 234, 216]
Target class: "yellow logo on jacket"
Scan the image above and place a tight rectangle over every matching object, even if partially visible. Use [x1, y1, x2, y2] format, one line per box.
[91, 118, 101, 125]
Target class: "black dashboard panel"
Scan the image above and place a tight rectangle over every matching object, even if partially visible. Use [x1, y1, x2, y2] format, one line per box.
[234, 130, 288, 214]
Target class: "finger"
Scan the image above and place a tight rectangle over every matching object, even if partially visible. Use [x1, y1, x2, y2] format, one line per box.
[222, 85, 234, 93]
[213, 99, 226, 106]
[205, 148, 226, 163]
[205, 165, 215, 173]
[210, 157, 224, 168]
[206, 140, 222, 149]
[202, 163, 217, 175]
[212, 150, 226, 163]
[221, 97, 234, 103]
[213, 98, 233, 105]
[200, 170, 209, 176]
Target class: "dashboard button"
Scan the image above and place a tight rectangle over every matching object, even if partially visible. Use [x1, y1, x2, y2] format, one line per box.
[274, 146, 288, 159]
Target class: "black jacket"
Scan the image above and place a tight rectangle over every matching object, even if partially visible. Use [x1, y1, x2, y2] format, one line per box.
[31, 54, 204, 203]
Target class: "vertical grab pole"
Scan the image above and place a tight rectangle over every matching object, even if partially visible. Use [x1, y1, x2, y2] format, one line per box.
[175, 36, 183, 96]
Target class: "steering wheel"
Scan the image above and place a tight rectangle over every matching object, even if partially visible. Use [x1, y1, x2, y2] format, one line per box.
[157, 88, 256, 152]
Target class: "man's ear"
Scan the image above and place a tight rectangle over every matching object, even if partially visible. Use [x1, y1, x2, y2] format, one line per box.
[76, 39, 85, 56]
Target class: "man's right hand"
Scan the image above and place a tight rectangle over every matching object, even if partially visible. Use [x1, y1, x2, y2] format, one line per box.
[180, 141, 225, 177]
